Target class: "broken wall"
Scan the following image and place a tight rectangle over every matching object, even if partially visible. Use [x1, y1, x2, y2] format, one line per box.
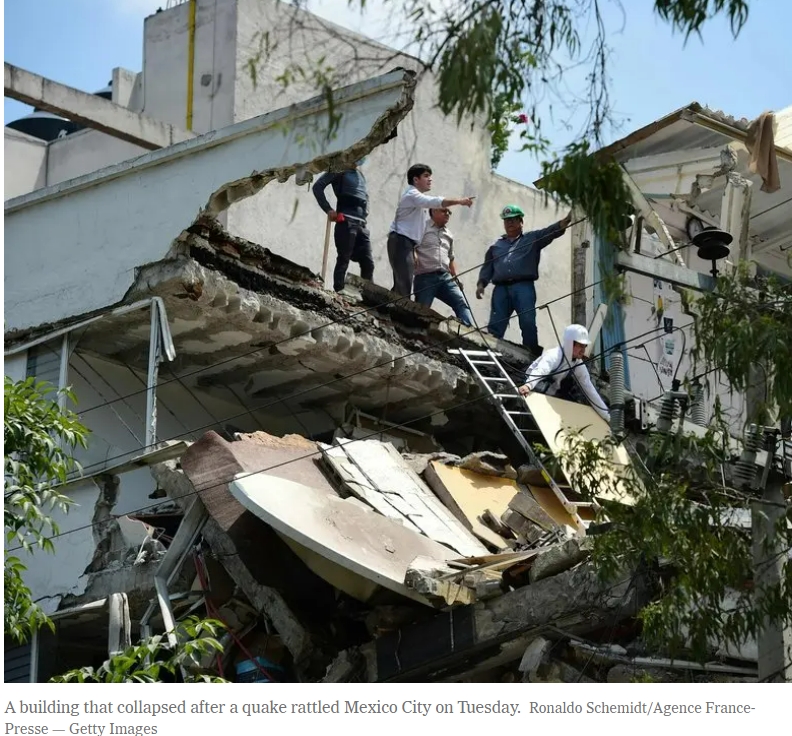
[227, 0, 573, 347]
[7, 478, 150, 615]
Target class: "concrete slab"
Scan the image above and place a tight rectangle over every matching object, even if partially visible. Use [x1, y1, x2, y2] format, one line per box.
[229, 472, 459, 606]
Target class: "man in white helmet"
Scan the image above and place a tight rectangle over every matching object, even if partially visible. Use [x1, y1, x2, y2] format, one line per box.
[517, 324, 610, 423]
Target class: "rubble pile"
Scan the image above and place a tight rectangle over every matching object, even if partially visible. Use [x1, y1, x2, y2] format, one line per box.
[136, 418, 761, 684]
[136, 428, 643, 683]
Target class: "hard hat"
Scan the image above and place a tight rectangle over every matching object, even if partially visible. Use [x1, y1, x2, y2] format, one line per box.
[500, 204, 525, 219]
[567, 324, 590, 345]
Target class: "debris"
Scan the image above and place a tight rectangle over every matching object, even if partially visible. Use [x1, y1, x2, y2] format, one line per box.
[423, 460, 518, 550]
[229, 471, 460, 606]
[479, 509, 516, 540]
[325, 439, 487, 556]
[456, 452, 517, 479]
[323, 648, 364, 683]
[569, 641, 758, 677]
[404, 557, 477, 607]
[500, 508, 546, 545]
[529, 539, 590, 583]
[507, 489, 560, 532]
[518, 636, 553, 680]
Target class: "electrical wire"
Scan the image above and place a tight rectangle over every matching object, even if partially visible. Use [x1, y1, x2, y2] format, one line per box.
[6, 296, 695, 521]
[59, 217, 583, 421]
[6, 316, 691, 547]
[43, 276, 607, 481]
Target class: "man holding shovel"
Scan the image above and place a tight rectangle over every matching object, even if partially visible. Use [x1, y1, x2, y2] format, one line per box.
[312, 158, 374, 292]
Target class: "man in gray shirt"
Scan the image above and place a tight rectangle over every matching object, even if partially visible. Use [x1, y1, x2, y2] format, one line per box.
[413, 208, 473, 326]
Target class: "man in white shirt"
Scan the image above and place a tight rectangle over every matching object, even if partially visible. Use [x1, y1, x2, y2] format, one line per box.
[517, 323, 610, 422]
[387, 163, 474, 296]
[413, 208, 473, 326]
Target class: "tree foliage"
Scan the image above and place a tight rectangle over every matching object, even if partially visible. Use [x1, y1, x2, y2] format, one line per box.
[4, 376, 89, 644]
[50, 617, 229, 683]
[692, 264, 792, 425]
[275, 0, 750, 239]
[558, 268, 792, 666]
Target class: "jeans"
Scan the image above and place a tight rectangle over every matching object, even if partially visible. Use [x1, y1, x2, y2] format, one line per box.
[334, 219, 373, 291]
[487, 280, 538, 350]
[387, 231, 416, 297]
[414, 271, 473, 326]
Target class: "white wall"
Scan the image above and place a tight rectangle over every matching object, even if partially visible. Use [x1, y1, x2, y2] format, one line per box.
[4, 129, 47, 200]
[142, 0, 237, 132]
[46, 128, 148, 186]
[4, 69, 419, 334]
[228, 0, 572, 345]
[4, 351, 28, 382]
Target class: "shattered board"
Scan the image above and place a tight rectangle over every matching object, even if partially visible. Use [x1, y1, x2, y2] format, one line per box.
[423, 461, 517, 549]
[524, 393, 635, 504]
[323, 438, 487, 557]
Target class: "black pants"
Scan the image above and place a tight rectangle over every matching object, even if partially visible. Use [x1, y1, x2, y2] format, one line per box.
[387, 231, 416, 297]
[334, 219, 373, 291]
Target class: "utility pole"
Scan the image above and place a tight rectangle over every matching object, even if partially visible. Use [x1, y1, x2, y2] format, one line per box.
[752, 429, 792, 682]
[743, 364, 791, 682]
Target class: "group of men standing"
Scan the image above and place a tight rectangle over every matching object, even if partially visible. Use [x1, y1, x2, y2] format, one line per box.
[313, 160, 610, 422]
[312, 160, 570, 354]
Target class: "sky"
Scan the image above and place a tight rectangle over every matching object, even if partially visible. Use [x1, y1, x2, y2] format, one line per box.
[4, 0, 791, 185]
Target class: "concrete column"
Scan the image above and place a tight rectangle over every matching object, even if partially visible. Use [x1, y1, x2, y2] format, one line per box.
[752, 476, 792, 682]
[720, 172, 753, 265]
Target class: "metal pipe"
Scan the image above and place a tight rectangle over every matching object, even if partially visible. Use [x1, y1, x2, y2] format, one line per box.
[145, 303, 162, 450]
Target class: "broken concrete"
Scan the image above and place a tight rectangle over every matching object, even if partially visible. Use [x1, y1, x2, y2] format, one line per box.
[178, 431, 341, 670]
[363, 562, 640, 681]
[529, 538, 590, 583]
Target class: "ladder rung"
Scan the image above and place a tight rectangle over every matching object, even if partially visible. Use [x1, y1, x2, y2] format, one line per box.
[481, 376, 507, 382]
[505, 410, 532, 416]
[450, 349, 503, 357]
[493, 393, 523, 400]
[469, 359, 498, 366]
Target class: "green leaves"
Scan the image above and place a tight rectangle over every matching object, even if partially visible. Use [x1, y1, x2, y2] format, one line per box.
[4, 556, 55, 645]
[50, 617, 229, 683]
[691, 263, 792, 424]
[653, 0, 750, 39]
[4, 376, 89, 642]
[556, 419, 790, 664]
[540, 141, 633, 245]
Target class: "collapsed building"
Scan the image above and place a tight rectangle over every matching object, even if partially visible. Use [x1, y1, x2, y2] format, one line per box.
[5, 0, 792, 684]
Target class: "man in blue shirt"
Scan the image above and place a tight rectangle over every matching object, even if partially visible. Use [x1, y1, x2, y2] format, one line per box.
[312, 160, 373, 292]
[476, 204, 571, 353]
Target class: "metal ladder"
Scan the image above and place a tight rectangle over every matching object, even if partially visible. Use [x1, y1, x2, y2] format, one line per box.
[450, 348, 593, 537]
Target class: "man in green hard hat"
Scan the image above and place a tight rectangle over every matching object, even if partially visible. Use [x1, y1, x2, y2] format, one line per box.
[476, 204, 571, 354]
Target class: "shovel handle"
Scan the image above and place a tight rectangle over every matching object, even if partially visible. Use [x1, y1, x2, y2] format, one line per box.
[321, 217, 332, 286]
